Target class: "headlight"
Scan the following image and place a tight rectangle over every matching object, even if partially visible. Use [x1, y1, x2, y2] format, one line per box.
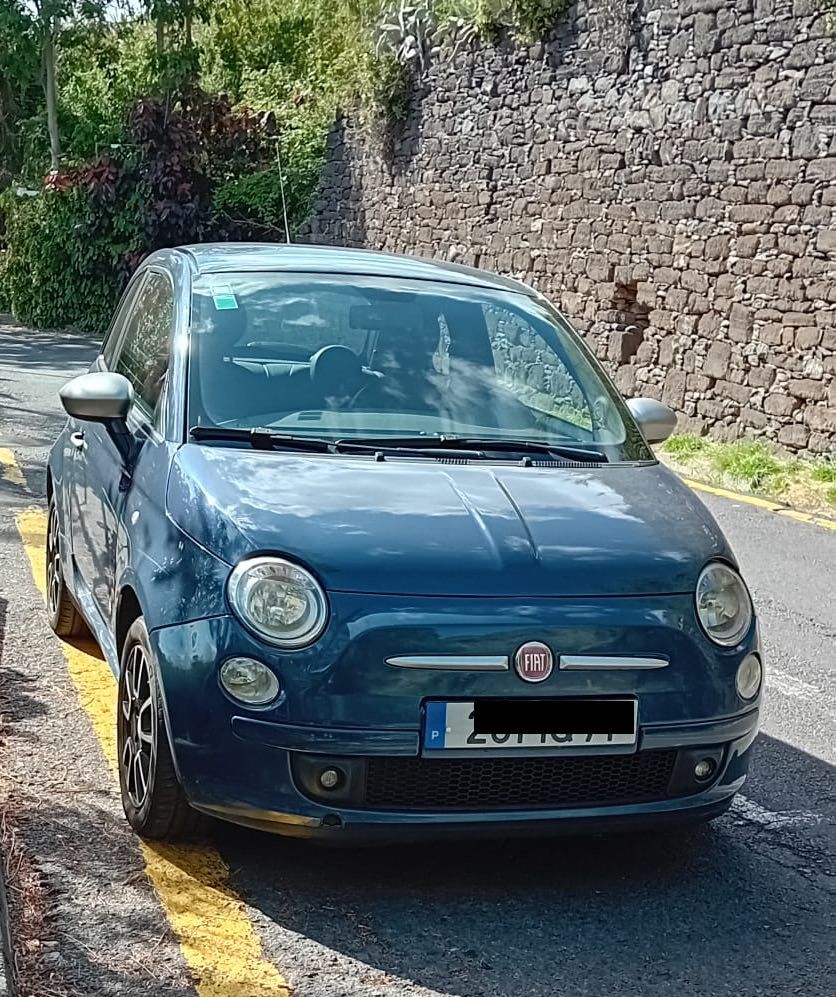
[227, 556, 328, 648]
[695, 562, 753, 646]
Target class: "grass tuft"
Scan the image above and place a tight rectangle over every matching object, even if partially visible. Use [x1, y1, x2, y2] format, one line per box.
[657, 434, 836, 517]
[661, 433, 707, 460]
[811, 460, 836, 484]
[713, 440, 785, 492]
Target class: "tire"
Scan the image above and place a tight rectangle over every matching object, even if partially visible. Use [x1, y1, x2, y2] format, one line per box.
[46, 499, 88, 638]
[117, 617, 197, 840]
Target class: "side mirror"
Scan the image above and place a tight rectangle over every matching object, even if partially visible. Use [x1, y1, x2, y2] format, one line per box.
[626, 397, 677, 444]
[59, 371, 133, 424]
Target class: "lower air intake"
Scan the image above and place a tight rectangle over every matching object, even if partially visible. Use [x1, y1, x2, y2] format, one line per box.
[364, 750, 677, 812]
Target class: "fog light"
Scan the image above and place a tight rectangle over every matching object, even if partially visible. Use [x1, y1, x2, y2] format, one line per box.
[736, 653, 762, 700]
[318, 768, 342, 790]
[219, 657, 280, 706]
[694, 758, 716, 781]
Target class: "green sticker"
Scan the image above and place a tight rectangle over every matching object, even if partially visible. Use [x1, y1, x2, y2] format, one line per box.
[212, 283, 238, 310]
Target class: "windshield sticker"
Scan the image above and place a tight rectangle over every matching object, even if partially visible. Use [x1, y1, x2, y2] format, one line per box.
[212, 284, 238, 310]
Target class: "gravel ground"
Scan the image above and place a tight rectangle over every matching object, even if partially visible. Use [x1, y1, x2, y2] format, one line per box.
[0, 322, 194, 996]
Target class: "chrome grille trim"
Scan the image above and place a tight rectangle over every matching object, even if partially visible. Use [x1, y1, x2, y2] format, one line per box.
[559, 655, 668, 670]
[385, 655, 509, 671]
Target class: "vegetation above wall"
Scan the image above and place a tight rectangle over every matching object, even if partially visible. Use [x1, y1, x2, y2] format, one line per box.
[0, 1, 569, 332]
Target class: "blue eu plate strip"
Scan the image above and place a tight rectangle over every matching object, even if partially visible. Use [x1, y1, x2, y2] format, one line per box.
[424, 702, 447, 750]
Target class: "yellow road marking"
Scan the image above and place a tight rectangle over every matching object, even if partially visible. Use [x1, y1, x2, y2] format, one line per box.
[776, 507, 836, 531]
[683, 477, 836, 532]
[0, 447, 26, 488]
[16, 509, 290, 997]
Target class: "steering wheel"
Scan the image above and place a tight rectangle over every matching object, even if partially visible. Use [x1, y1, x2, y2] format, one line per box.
[309, 346, 367, 404]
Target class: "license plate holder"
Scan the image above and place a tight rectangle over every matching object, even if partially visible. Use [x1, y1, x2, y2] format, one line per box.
[422, 699, 638, 753]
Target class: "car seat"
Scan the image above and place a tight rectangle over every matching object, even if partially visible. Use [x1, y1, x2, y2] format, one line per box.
[361, 309, 446, 415]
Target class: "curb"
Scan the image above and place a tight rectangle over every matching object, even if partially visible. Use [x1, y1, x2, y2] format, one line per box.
[682, 476, 836, 532]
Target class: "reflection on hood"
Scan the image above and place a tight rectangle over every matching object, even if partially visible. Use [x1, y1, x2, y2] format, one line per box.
[168, 447, 731, 598]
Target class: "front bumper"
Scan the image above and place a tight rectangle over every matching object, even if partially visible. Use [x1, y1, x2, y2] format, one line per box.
[190, 709, 757, 841]
[149, 597, 760, 841]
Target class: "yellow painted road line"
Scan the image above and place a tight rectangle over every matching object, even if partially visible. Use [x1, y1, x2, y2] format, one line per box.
[16, 509, 290, 997]
[0, 447, 26, 488]
[776, 507, 836, 531]
[683, 477, 836, 532]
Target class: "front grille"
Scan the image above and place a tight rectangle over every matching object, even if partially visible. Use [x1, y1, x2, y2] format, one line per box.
[364, 750, 677, 812]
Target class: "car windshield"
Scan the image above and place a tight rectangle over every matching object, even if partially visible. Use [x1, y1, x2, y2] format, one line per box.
[187, 273, 651, 461]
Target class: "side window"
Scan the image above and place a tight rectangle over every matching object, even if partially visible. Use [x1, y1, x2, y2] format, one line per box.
[102, 277, 145, 368]
[113, 272, 175, 421]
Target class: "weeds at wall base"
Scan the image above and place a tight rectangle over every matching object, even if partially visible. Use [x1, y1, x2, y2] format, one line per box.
[660, 435, 836, 516]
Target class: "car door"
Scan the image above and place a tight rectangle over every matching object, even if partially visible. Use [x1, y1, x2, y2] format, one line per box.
[66, 272, 147, 606]
[70, 269, 175, 626]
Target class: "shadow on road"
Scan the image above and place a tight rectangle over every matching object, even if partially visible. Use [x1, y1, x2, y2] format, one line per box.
[0, 325, 97, 453]
[208, 733, 834, 997]
[5, 798, 194, 997]
[0, 326, 99, 373]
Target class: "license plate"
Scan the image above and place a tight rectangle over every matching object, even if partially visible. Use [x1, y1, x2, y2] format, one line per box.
[423, 700, 637, 751]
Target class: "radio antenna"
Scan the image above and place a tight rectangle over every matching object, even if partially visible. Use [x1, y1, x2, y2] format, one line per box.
[276, 138, 292, 244]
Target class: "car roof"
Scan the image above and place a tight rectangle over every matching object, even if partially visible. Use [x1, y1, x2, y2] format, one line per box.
[162, 243, 537, 297]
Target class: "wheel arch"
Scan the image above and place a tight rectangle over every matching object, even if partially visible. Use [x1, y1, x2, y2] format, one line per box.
[115, 586, 143, 664]
[114, 588, 188, 797]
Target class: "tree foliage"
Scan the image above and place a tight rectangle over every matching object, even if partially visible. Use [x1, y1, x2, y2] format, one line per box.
[0, 3, 41, 182]
[0, 0, 571, 328]
[0, 86, 280, 329]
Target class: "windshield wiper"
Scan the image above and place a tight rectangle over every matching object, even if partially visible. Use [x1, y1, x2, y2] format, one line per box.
[189, 426, 333, 453]
[189, 428, 608, 463]
[337, 436, 608, 463]
[334, 439, 484, 459]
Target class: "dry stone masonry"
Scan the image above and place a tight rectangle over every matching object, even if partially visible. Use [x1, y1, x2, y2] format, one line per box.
[307, 0, 836, 452]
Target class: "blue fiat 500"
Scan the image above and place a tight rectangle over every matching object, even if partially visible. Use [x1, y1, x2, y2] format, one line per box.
[48, 244, 762, 841]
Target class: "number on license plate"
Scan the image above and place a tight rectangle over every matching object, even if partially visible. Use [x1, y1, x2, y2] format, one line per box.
[423, 701, 637, 751]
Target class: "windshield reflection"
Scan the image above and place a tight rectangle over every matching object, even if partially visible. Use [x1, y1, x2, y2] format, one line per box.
[187, 274, 651, 462]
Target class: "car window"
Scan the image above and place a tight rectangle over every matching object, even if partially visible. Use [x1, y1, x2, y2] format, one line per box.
[235, 287, 371, 360]
[113, 271, 175, 422]
[482, 305, 594, 433]
[101, 276, 146, 368]
[188, 273, 649, 460]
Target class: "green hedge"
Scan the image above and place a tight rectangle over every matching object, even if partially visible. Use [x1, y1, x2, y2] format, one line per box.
[0, 179, 144, 333]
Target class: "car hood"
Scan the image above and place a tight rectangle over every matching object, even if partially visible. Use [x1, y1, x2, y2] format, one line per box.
[167, 446, 733, 597]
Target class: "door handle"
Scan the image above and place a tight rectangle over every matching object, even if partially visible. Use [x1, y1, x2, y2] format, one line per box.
[70, 431, 86, 451]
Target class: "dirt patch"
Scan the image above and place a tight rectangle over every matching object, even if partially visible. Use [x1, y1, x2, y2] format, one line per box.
[0, 798, 71, 997]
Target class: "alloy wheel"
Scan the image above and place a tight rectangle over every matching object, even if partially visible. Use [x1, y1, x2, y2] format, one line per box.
[46, 504, 62, 620]
[120, 643, 157, 810]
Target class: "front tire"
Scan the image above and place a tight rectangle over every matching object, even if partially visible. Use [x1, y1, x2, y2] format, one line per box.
[117, 617, 196, 840]
[46, 499, 88, 638]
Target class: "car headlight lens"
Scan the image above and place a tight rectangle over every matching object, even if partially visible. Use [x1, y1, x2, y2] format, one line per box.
[695, 562, 753, 646]
[227, 557, 328, 648]
[219, 657, 280, 706]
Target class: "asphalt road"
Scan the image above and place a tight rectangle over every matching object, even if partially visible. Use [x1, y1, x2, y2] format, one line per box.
[0, 318, 834, 997]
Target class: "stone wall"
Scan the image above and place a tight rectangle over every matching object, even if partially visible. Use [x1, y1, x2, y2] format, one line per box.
[306, 0, 836, 452]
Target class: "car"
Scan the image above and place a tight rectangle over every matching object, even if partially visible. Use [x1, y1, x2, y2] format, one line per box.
[47, 243, 762, 842]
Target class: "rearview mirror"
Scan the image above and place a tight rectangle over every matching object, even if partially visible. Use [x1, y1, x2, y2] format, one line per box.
[59, 371, 133, 424]
[626, 397, 677, 444]
[349, 302, 416, 331]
